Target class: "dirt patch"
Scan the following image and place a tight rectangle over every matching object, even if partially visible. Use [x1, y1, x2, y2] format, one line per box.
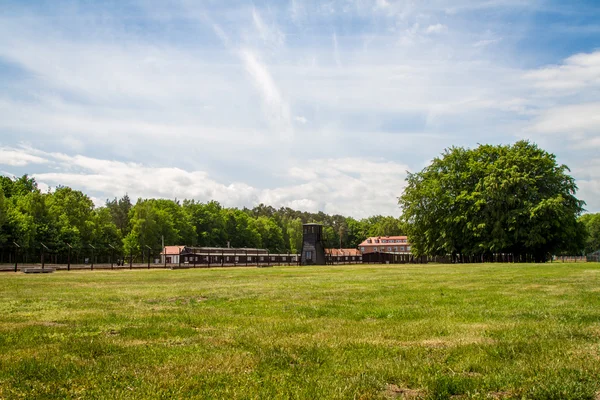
[167, 296, 208, 303]
[38, 321, 67, 327]
[461, 371, 482, 378]
[488, 391, 513, 399]
[146, 296, 208, 305]
[383, 384, 425, 399]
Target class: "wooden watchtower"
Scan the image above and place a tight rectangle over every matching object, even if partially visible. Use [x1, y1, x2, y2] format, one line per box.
[300, 223, 326, 265]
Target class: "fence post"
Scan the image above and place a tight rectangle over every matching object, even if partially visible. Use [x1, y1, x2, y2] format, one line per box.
[40, 242, 50, 271]
[145, 245, 151, 269]
[13, 242, 20, 272]
[130, 249, 133, 269]
[109, 244, 115, 269]
[89, 244, 95, 271]
[67, 243, 72, 271]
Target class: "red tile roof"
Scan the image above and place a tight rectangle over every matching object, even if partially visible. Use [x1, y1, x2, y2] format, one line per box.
[161, 245, 186, 255]
[358, 236, 409, 246]
[326, 248, 361, 256]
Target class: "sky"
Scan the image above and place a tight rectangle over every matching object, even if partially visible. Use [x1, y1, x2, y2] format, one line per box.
[0, 0, 599, 218]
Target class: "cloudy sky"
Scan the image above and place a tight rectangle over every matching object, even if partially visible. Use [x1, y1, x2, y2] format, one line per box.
[1, 0, 599, 218]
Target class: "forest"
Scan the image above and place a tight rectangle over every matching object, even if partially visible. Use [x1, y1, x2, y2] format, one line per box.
[0, 174, 404, 263]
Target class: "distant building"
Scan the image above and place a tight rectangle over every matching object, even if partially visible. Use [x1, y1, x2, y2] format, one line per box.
[301, 223, 326, 265]
[326, 248, 361, 257]
[161, 246, 269, 264]
[161, 245, 187, 264]
[358, 236, 411, 254]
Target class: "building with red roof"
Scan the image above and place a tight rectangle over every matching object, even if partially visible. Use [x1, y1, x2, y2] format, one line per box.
[358, 236, 411, 254]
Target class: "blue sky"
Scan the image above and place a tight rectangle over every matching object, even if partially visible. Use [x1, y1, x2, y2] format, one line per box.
[1, 0, 599, 218]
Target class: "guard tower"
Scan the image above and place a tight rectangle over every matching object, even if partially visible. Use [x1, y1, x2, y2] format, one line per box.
[300, 223, 326, 265]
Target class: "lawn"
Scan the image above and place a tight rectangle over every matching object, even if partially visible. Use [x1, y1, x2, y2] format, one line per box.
[0, 263, 599, 399]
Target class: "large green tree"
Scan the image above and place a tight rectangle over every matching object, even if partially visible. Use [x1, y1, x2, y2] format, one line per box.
[399, 141, 586, 262]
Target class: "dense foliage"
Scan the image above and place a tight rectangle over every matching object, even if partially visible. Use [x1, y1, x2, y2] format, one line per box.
[0, 175, 405, 262]
[579, 213, 600, 254]
[399, 141, 586, 262]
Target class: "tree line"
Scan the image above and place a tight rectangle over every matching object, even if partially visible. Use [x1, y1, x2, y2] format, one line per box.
[0, 175, 405, 263]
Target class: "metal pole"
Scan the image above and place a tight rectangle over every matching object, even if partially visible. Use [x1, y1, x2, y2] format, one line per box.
[66, 243, 72, 271]
[41, 242, 49, 271]
[145, 245, 151, 269]
[109, 244, 115, 269]
[13, 242, 20, 272]
[89, 244, 96, 271]
[221, 249, 224, 267]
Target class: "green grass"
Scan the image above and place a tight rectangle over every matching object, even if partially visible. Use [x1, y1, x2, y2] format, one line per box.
[1, 263, 599, 399]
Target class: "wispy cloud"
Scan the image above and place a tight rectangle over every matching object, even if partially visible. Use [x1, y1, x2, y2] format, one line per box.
[426, 24, 448, 34]
[239, 49, 293, 140]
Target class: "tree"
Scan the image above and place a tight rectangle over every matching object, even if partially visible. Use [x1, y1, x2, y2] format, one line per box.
[399, 141, 585, 262]
[286, 218, 303, 253]
[255, 216, 285, 252]
[0, 188, 7, 245]
[106, 194, 132, 236]
[183, 200, 226, 246]
[579, 213, 600, 254]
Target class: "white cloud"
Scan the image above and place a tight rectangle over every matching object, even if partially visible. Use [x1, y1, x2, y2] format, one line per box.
[1, 147, 406, 218]
[426, 24, 447, 34]
[294, 116, 308, 124]
[473, 38, 502, 47]
[239, 49, 293, 140]
[252, 7, 285, 48]
[525, 50, 600, 91]
[528, 103, 600, 136]
[0, 148, 48, 166]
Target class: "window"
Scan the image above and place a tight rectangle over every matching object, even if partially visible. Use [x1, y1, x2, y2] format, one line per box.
[360, 246, 365, 252]
[407, 246, 411, 251]
[400, 246, 405, 251]
[387, 247, 392, 252]
[260, 256, 264, 261]
[306, 251, 312, 259]
[235, 256, 239, 262]
[394, 247, 398, 252]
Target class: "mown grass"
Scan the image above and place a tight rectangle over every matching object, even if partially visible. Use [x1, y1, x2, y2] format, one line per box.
[0, 263, 599, 399]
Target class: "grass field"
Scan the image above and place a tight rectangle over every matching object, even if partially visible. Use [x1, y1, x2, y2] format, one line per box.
[1, 263, 599, 399]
